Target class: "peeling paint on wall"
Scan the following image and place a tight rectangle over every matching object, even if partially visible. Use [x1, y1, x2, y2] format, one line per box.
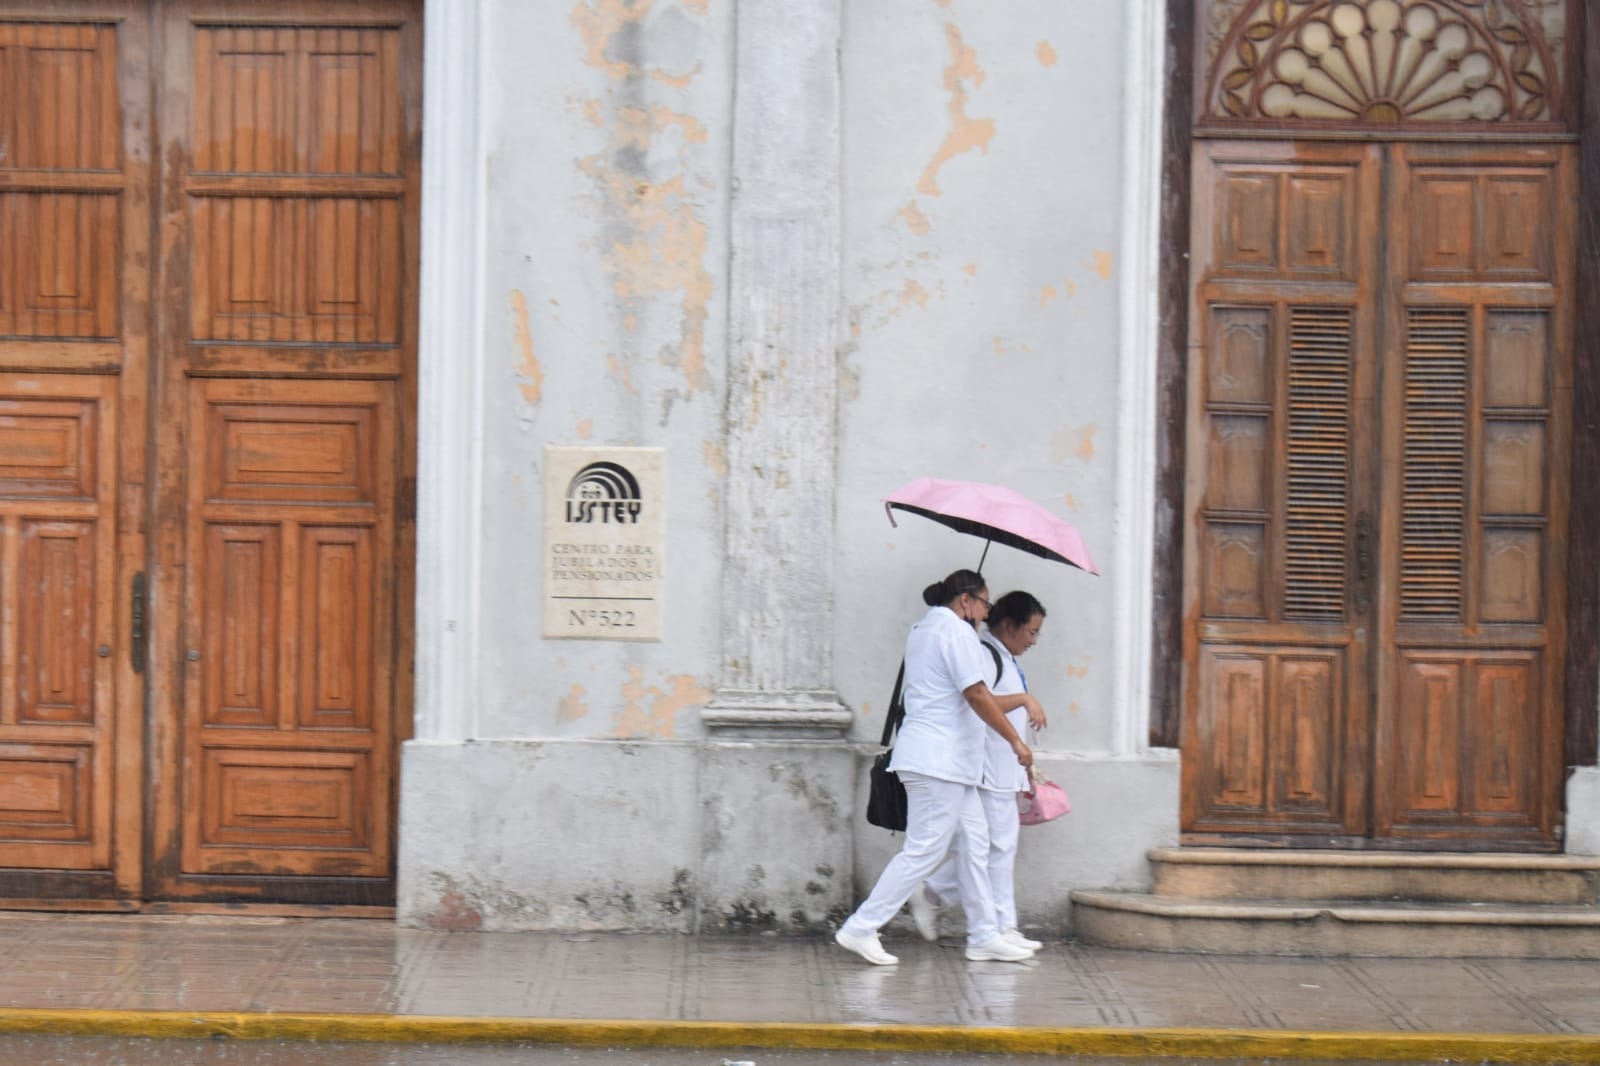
[897, 201, 932, 236]
[510, 290, 545, 404]
[1040, 284, 1058, 308]
[572, 0, 716, 397]
[557, 683, 589, 722]
[1051, 424, 1099, 464]
[917, 23, 996, 196]
[899, 278, 931, 311]
[613, 667, 712, 738]
[963, 262, 977, 276]
[702, 440, 728, 477]
[1077, 424, 1098, 461]
[1092, 250, 1114, 280]
[570, 0, 702, 86]
[1037, 40, 1058, 67]
[576, 418, 594, 439]
[607, 354, 637, 393]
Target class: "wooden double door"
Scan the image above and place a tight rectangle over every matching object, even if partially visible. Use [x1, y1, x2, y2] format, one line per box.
[0, 1, 418, 904]
[1181, 140, 1572, 850]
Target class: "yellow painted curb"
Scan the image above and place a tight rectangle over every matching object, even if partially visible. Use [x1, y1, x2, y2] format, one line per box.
[0, 1009, 1595, 1062]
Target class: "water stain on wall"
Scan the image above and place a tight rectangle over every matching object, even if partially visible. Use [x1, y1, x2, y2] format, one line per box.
[571, 0, 715, 397]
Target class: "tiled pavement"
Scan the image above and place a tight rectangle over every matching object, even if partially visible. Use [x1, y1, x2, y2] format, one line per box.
[0, 913, 1597, 1058]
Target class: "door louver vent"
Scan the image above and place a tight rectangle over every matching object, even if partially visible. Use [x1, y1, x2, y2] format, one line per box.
[1283, 306, 1353, 620]
[1401, 307, 1469, 619]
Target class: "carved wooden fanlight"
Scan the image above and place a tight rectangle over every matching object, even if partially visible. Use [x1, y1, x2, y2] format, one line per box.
[1198, 0, 1570, 129]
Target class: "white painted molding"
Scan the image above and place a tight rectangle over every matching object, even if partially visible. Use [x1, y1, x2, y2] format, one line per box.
[1112, 0, 1168, 756]
[415, 0, 488, 741]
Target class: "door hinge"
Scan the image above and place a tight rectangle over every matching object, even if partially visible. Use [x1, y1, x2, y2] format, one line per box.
[130, 571, 147, 674]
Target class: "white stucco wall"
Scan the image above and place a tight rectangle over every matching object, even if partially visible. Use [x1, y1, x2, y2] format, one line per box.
[401, 0, 1176, 933]
[475, 0, 733, 743]
[834, 0, 1177, 917]
[835, 1, 1127, 752]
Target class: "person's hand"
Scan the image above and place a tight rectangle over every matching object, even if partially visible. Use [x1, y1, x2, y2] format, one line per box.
[1023, 694, 1047, 731]
[1011, 738, 1033, 770]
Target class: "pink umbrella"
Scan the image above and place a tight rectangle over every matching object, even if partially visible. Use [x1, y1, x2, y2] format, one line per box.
[883, 477, 1097, 575]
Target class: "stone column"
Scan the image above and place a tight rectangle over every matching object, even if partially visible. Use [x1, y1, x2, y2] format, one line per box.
[697, 0, 854, 933]
[703, 0, 849, 740]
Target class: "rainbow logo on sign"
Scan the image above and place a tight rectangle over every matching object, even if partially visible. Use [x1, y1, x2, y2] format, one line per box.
[565, 461, 643, 524]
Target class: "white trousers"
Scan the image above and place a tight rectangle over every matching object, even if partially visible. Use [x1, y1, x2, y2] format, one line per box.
[841, 771, 999, 947]
[924, 786, 1021, 930]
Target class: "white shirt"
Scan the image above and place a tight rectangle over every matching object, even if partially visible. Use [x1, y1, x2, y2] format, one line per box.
[889, 606, 991, 785]
[977, 631, 1029, 793]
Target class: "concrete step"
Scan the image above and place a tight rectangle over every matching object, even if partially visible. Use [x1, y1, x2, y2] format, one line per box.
[1146, 847, 1600, 905]
[1069, 889, 1600, 958]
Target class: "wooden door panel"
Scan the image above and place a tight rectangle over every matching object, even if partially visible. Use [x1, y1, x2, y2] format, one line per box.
[1374, 144, 1571, 847]
[146, 1, 417, 902]
[1192, 645, 1352, 831]
[199, 746, 372, 860]
[188, 22, 405, 347]
[180, 378, 394, 880]
[1186, 141, 1572, 850]
[0, 375, 117, 872]
[0, 22, 121, 344]
[0, 5, 149, 901]
[1183, 141, 1379, 841]
[1388, 651, 1546, 834]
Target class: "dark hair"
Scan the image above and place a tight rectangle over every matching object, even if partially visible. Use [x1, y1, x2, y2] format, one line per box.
[922, 568, 986, 607]
[987, 590, 1046, 631]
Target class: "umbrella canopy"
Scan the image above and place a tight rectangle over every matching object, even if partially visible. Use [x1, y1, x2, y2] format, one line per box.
[883, 477, 1098, 575]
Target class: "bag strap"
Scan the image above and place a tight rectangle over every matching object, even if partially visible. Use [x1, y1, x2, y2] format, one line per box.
[880, 660, 906, 747]
[984, 641, 1003, 686]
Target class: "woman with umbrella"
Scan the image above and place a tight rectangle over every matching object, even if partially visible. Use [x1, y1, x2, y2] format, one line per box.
[834, 569, 1036, 966]
[910, 589, 1049, 951]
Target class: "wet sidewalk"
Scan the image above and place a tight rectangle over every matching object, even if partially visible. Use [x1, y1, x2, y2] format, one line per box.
[0, 912, 1598, 1060]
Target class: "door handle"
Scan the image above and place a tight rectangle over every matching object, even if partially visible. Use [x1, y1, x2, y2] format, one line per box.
[1354, 515, 1372, 615]
[130, 572, 147, 674]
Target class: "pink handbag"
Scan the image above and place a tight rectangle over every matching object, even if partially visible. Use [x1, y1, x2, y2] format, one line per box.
[1017, 767, 1070, 826]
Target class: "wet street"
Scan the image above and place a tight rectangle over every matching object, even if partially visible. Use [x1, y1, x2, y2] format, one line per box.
[0, 1039, 1484, 1066]
[0, 915, 1589, 1064]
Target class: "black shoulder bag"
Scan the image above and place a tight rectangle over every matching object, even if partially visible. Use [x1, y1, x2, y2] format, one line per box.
[865, 662, 908, 831]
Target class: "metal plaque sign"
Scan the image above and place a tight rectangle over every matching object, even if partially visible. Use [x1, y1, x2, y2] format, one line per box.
[543, 446, 664, 640]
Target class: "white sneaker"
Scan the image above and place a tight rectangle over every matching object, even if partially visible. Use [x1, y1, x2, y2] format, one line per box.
[1003, 927, 1043, 951]
[964, 937, 1035, 962]
[906, 884, 939, 941]
[835, 926, 899, 966]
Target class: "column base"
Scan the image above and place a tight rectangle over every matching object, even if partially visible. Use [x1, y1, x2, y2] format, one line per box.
[702, 689, 852, 739]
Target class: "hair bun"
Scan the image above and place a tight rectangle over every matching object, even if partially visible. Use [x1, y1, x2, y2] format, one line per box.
[921, 580, 947, 606]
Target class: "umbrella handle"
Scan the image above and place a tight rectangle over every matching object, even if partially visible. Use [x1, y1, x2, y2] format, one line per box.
[978, 539, 991, 571]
